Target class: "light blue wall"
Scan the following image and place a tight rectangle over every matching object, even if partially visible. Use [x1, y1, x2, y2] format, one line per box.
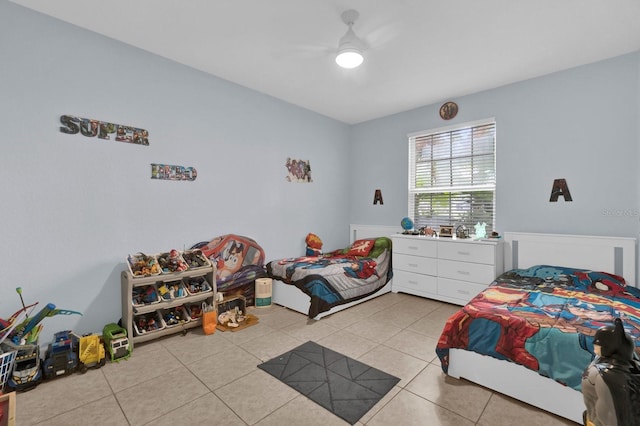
[350, 53, 640, 240]
[0, 1, 351, 343]
[2, 0, 640, 345]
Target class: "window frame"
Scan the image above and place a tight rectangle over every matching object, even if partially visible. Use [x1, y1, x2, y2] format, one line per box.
[407, 118, 496, 232]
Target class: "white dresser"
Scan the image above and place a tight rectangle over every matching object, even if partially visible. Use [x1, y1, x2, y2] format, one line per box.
[391, 234, 504, 305]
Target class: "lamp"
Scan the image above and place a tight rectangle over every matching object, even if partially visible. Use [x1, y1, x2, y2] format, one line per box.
[335, 10, 364, 69]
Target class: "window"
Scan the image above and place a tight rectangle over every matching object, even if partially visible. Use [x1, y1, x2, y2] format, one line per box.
[408, 119, 496, 232]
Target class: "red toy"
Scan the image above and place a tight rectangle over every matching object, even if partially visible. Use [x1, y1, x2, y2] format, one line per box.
[305, 233, 323, 256]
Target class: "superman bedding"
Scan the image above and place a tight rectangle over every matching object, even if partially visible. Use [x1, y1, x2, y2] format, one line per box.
[436, 265, 640, 391]
[266, 237, 393, 318]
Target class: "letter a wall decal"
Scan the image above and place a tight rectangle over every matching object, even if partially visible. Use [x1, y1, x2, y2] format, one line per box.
[373, 189, 384, 205]
[549, 178, 573, 202]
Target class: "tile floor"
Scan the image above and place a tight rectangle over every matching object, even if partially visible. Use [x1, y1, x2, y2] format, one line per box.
[14, 292, 578, 425]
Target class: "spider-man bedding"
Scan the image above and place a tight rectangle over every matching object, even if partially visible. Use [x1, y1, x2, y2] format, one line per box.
[266, 237, 393, 318]
[436, 265, 640, 391]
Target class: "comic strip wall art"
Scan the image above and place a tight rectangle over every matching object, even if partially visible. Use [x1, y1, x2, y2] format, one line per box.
[151, 164, 197, 181]
[285, 158, 313, 183]
[60, 115, 149, 146]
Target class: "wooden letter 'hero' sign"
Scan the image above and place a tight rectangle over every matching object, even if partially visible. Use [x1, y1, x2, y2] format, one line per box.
[60, 115, 149, 146]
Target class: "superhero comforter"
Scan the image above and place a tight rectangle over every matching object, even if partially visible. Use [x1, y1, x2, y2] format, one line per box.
[436, 265, 640, 391]
[266, 237, 393, 318]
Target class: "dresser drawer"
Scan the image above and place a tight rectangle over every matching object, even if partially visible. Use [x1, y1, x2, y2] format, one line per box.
[393, 253, 437, 275]
[437, 241, 495, 264]
[437, 277, 487, 304]
[392, 237, 437, 257]
[393, 270, 437, 294]
[437, 259, 496, 284]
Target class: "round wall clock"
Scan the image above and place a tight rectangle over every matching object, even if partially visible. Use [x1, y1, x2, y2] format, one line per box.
[439, 101, 458, 120]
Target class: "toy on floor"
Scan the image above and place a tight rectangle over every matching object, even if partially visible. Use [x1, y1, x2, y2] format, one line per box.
[217, 307, 246, 328]
[42, 330, 78, 380]
[78, 333, 106, 372]
[582, 318, 640, 426]
[102, 323, 131, 362]
[6, 343, 41, 391]
[3, 288, 82, 346]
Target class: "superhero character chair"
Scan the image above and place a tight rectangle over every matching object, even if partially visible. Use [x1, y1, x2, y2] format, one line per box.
[192, 234, 266, 306]
[581, 318, 640, 426]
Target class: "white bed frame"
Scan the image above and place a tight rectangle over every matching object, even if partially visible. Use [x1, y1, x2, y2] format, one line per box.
[271, 224, 400, 320]
[448, 232, 637, 424]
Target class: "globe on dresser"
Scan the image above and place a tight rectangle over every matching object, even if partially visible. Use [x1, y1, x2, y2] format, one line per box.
[401, 217, 414, 232]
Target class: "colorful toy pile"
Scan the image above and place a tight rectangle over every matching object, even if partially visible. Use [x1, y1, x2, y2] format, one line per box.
[1, 288, 130, 392]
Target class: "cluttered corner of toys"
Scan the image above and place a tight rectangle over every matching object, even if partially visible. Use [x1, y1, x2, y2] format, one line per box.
[0, 286, 107, 393]
[214, 292, 258, 332]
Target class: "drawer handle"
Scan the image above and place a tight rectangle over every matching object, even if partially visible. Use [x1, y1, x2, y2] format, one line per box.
[408, 263, 418, 268]
[457, 270, 470, 275]
[457, 289, 470, 295]
[408, 280, 418, 285]
[408, 246, 419, 250]
[457, 251, 470, 256]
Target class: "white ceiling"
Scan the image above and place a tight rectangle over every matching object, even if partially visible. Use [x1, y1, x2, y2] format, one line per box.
[10, 0, 640, 124]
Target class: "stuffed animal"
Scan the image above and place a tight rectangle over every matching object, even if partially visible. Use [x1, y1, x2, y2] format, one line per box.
[581, 318, 640, 426]
[305, 233, 323, 256]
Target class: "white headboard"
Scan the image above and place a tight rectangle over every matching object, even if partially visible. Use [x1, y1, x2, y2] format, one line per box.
[350, 224, 401, 243]
[504, 232, 637, 287]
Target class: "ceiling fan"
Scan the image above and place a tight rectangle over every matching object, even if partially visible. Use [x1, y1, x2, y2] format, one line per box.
[273, 9, 397, 69]
[335, 9, 365, 69]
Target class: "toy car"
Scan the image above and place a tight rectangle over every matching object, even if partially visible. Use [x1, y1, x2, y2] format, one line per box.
[7, 343, 42, 391]
[102, 323, 131, 362]
[43, 330, 78, 380]
[78, 333, 106, 372]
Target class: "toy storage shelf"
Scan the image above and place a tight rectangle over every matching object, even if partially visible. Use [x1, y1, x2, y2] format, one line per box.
[121, 265, 216, 348]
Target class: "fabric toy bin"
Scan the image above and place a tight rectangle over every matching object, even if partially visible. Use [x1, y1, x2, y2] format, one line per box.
[159, 306, 191, 328]
[132, 284, 161, 307]
[157, 280, 187, 301]
[184, 276, 212, 296]
[133, 311, 165, 336]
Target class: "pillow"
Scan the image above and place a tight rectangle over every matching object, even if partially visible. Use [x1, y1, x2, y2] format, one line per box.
[369, 237, 391, 259]
[346, 239, 375, 257]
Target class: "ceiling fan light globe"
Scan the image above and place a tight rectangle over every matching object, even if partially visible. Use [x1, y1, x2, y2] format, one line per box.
[336, 49, 363, 69]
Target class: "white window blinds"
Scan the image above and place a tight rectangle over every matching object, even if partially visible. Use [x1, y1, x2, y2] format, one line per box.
[408, 120, 496, 231]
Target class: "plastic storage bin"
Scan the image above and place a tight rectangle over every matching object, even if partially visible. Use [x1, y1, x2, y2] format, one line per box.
[127, 253, 161, 277]
[133, 311, 165, 336]
[181, 249, 212, 270]
[184, 276, 212, 295]
[132, 284, 161, 307]
[160, 306, 191, 328]
[157, 250, 189, 274]
[157, 280, 187, 301]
